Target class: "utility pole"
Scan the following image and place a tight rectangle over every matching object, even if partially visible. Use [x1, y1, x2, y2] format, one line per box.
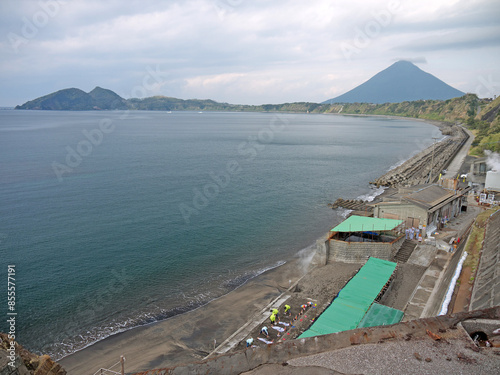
[429, 137, 439, 183]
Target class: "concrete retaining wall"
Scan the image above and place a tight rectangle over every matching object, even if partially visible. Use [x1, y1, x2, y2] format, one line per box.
[327, 235, 405, 264]
[425, 221, 473, 317]
[469, 209, 500, 310]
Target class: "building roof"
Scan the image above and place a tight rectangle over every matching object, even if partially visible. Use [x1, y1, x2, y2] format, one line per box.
[331, 215, 403, 233]
[402, 184, 456, 210]
[298, 258, 397, 339]
[372, 184, 469, 212]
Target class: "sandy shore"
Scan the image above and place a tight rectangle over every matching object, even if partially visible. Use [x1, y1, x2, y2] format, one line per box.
[60, 261, 292, 373]
[60, 254, 359, 374]
[60, 241, 428, 375]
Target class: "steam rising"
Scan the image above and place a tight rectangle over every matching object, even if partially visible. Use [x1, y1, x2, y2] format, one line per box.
[485, 150, 500, 171]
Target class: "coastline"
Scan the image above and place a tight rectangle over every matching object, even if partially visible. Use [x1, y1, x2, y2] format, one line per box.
[58, 184, 388, 374]
[59, 116, 442, 374]
[59, 256, 320, 373]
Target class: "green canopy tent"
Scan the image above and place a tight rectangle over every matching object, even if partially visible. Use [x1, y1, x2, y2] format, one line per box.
[298, 257, 398, 339]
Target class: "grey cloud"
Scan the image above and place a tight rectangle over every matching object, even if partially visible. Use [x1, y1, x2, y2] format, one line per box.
[1, 0, 500, 106]
[392, 57, 427, 64]
[394, 30, 500, 53]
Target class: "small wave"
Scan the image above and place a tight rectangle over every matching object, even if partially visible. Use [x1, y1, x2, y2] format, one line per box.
[339, 208, 353, 218]
[223, 260, 287, 290]
[356, 186, 386, 202]
[0, 124, 65, 132]
[51, 260, 287, 361]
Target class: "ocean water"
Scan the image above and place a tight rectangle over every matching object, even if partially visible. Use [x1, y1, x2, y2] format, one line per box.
[0, 110, 441, 359]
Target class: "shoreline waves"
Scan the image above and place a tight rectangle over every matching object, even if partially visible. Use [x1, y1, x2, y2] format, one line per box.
[54, 259, 288, 361]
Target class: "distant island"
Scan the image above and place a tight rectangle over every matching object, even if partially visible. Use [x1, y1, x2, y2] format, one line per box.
[15, 86, 325, 113]
[17, 61, 465, 112]
[14, 60, 499, 156]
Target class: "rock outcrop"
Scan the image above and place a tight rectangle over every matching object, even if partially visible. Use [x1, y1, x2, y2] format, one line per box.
[0, 333, 66, 375]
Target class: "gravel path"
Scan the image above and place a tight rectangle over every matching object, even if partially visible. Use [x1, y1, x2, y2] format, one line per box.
[288, 338, 500, 375]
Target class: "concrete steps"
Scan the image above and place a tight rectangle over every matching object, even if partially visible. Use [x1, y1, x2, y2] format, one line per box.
[395, 240, 417, 263]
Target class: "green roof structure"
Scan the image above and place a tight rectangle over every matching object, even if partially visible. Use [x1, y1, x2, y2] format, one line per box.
[357, 303, 403, 328]
[331, 215, 403, 233]
[298, 257, 397, 339]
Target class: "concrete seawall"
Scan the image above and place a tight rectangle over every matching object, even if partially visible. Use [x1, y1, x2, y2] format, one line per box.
[371, 124, 468, 187]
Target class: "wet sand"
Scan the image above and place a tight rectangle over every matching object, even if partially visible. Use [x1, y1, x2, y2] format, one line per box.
[57, 255, 303, 373]
[60, 250, 366, 374]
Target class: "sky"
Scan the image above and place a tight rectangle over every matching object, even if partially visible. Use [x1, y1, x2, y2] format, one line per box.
[0, 0, 499, 107]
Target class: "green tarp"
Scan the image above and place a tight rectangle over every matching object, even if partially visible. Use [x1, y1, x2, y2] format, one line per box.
[298, 257, 396, 339]
[331, 215, 403, 233]
[357, 303, 404, 328]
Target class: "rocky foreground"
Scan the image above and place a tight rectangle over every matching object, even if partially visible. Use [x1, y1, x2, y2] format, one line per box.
[0, 332, 66, 375]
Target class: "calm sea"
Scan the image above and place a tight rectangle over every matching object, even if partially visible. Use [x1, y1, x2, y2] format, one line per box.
[0, 110, 440, 359]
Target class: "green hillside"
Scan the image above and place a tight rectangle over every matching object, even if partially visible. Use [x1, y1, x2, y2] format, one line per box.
[88, 86, 128, 110]
[15, 88, 94, 110]
[327, 94, 500, 155]
[326, 94, 478, 122]
[470, 96, 500, 154]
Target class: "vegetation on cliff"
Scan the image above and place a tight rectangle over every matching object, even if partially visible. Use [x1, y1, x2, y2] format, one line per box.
[326, 94, 499, 155]
[326, 94, 480, 121]
[469, 96, 500, 155]
[15, 88, 94, 110]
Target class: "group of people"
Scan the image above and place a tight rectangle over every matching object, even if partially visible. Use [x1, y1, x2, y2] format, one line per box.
[405, 226, 421, 241]
[245, 301, 315, 347]
[269, 304, 290, 325]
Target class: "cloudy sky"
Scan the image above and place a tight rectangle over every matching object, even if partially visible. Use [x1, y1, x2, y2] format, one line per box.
[1, 0, 499, 107]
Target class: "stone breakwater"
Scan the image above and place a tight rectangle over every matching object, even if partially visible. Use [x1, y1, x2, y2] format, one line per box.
[371, 124, 468, 187]
[328, 198, 374, 212]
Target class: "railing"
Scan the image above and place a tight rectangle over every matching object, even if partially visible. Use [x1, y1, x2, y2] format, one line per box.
[92, 356, 125, 375]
